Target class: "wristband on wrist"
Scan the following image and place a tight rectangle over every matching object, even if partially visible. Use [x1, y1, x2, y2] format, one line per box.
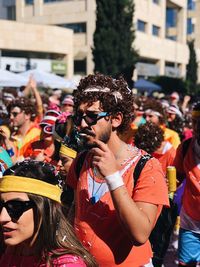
[105, 171, 124, 191]
[6, 148, 14, 157]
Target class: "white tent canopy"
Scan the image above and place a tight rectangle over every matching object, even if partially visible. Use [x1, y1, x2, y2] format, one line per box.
[0, 69, 28, 87]
[19, 69, 77, 89]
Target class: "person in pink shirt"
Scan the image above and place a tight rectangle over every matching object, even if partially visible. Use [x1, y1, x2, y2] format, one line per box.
[0, 160, 97, 267]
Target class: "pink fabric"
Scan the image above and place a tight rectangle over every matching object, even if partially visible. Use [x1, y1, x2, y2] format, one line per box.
[0, 253, 86, 267]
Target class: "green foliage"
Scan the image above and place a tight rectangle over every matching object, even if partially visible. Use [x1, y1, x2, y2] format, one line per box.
[92, 0, 138, 87]
[152, 76, 187, 95]
[186, 40, 198, 95]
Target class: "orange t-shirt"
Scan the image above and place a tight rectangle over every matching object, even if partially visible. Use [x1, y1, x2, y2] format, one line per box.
[12, 125, 41, 160]
[161, 126, 180, 149]
[67, 150, 169, 267]
[24, 140, 55, 164]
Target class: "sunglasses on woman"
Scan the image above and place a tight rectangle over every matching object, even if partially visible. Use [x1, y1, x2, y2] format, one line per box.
[73, 111, 111, 127]
[0, 199, 34, 221]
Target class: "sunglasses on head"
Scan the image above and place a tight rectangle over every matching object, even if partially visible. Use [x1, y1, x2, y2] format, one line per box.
[73, 111, 111, 127]
[0, 199, 34, 221]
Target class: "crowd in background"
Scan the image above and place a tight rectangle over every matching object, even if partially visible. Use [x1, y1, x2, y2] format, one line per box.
[0, 74, 199, 267]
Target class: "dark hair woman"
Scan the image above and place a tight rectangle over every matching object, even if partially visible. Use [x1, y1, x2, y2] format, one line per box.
[0, 160, 97, 267]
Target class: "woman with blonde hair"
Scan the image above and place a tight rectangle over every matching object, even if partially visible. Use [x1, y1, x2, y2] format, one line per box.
[0, 160, 97, 267]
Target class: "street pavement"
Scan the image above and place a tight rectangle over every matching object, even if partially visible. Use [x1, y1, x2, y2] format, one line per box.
[163, 232, 178, 267]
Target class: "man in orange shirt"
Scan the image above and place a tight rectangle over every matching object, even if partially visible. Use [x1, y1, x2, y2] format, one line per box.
[67, 73, 169, 267]
[8, 97, 41, 161]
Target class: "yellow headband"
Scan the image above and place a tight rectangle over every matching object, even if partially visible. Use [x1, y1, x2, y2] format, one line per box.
[0, 176, 62, 203]
[192, 110, 200, 117]
[59, 143, 77, 159]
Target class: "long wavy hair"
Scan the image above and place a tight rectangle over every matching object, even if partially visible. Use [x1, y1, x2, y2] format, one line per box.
[3, 160, 98, 267]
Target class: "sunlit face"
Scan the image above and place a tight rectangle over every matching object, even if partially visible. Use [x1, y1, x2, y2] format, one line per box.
[167, 113, 176, 122]
[76, 101, 112, 149]
[61, 104, 74, 113]
[59, 155, 74, 176]
[145, 112, 160, 125]
[0, 192, 35, 247]
[10, 107, 27, 128]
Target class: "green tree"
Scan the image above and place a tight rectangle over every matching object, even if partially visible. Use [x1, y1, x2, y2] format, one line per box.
[186, 40, 198, 95]
[92, 0, 138, 87]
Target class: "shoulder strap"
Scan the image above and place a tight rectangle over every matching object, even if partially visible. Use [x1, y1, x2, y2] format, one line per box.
[133, 154, 152, 187]
[75, 150, 88, 179]
[182, 137, 192, 159]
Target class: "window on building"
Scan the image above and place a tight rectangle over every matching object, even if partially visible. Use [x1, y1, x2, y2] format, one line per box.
[74, 59, 86, 75]
[57, 22, 86, 33]
[167, 36, 177, 41]
[152, 25, 160, 36]
[187, 0, 195, 10]
[166, 8, 177, 28]
[25, 0, 33, 4]
[7, 6, 16, 20]
[137, 20, 146, 33]
[153, 0, 159, 4]
[187, 18, 195, 34]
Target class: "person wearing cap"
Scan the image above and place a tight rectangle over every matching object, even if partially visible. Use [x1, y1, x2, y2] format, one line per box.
[170, 91, 180, 108]
[24, 109, 60, 164]
[173, 102, 200, 267]
[144, 99, 181, 149]
[61, 95, 74, 114]
[49, 88, 62, 107]
[0, 160, 97, 267]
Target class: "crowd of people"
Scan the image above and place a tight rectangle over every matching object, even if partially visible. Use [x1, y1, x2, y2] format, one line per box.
[0, 73, 199, 267]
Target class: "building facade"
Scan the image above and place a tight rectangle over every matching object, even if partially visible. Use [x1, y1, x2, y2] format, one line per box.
[0, 0, 74, 77]
[1, 0, 200, 81]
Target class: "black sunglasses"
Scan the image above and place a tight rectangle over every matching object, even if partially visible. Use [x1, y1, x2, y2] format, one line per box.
[73, 111, 110, 127]
[0, 199, 34, 221]
[10, 111, 22, 118]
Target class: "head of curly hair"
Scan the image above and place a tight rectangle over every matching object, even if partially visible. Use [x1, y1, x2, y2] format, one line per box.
[73, 73, 135, 134]
[143, 98, 166, 125]
[134, 122, 164, 154]
[7, 97, 37, 121]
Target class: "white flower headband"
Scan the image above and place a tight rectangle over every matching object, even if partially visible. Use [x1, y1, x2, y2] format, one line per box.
[83, 86, 123, 103]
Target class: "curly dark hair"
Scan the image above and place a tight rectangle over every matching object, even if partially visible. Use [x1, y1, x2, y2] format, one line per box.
[168, 116, 184, 140]
[134, 122, 164, 154]
[143, 99, 166, 124]
[7, 97, 37, 121]
[73, 73, 135, 134]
